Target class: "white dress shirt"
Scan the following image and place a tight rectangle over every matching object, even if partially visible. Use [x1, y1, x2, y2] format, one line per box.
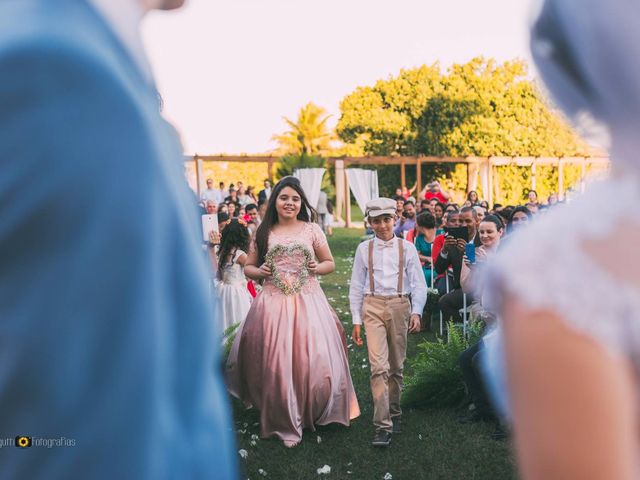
[89, 0, 154, 84]
[349, 236, 428, 325]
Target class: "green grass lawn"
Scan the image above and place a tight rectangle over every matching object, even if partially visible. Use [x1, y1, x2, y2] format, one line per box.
[231, 228, 516, 480]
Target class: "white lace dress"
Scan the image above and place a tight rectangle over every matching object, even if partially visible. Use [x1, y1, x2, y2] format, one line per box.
[216, 249, 252, 334]
[483, 176, 640, 415]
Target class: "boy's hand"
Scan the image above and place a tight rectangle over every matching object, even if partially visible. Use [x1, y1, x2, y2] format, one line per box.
[351, 325, 363, 346]
[409, 314, 421, 333]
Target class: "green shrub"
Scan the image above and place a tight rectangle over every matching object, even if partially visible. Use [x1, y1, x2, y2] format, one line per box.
[402, 321, 483, 408]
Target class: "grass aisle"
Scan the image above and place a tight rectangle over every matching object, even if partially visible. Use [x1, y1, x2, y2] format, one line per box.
[232, 228, 516, 480]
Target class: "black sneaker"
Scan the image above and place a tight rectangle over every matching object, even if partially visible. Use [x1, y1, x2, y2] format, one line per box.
[491, 423, 508, 441]
[372, 430, 392, 447]
[457, 410, 494, 424]
[391, 417, 402, 434]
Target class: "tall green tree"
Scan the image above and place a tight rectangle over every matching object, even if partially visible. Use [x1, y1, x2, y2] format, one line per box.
[272, 102, 335, 156]
[336, 57, 589, 157]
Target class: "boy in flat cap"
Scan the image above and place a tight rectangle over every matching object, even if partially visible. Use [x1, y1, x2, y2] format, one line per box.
[349, 197, 427, 447]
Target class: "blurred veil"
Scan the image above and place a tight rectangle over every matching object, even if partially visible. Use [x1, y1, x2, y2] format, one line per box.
[531, 0, 640, 169]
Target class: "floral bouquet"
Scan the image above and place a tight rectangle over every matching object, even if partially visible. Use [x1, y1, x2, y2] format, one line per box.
[264, 243, 314, 295]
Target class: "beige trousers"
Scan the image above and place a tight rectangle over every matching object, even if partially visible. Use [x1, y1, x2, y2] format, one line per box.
[362, 295, 411, 433]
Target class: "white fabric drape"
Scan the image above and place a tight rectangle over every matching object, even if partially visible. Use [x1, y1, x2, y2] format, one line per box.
[293, 168, 325, 210]
[346, 168, 379, 214]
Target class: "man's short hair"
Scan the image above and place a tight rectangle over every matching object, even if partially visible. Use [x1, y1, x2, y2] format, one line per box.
[460, 206, 478, 218]
[403, 199, 415, 207]
[245, 203, 257, 212]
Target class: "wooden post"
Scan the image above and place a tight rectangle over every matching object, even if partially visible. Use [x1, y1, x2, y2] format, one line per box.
[344, 168, 352, 228]
[416, 157, 422, 200]
[334, 160, 345, 222]
[558, 158, 565, 200]
[531, 159, 537, 191]
[195, 155, 204, 198]
[487, 158, 494, 207]
[267, 159, 274, 183]
[400, 160, 406, 190]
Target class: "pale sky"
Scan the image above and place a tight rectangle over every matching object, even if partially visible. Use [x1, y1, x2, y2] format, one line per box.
[142, 0, 538, 155]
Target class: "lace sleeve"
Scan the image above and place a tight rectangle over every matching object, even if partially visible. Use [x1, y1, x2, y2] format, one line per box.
[482, 179, 640, 360]
[310, 223, 329, 250]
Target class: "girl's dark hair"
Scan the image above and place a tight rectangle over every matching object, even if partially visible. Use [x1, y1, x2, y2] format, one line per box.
[217, 219, 250, 280]
[255, 176, 318, 265]
[479, 200, 489, 209]
[509, 206, 533, 223]
[467, 190, 479, 204]
[480, 214, 504, 232]
[416, 211, 436, 229]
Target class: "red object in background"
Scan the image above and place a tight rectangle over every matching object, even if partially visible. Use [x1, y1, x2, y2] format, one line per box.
[247, 280, 257, 298]
[242, 214, 252, 223]
[424, 191, 448, 203]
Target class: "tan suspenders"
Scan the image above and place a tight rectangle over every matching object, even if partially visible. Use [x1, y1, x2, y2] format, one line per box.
[367, 238, 404, 296]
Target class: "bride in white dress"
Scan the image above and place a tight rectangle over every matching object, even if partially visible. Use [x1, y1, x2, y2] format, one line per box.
[484, 0, 640, 478]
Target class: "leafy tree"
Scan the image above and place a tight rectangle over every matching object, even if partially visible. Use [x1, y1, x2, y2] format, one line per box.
[336, 58, 594, 203]
[272, 102, 335, 156]
[337, 57, 589, 158]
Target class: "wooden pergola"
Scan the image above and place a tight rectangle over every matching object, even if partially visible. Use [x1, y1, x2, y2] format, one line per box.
[187, 154, 610, 227]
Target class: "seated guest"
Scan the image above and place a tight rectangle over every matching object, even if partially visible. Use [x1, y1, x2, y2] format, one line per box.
[445, 203, 459, 214]
[473, 205, 486, 223]
[457, 215, 506, 439]
[431, 210, 461, 291]
[433, 201, 445, 229]
[507, 205, 532, 234]
[434, 207, 481, 323]
[394, 200, 417, 237]
[205, 200, 218, 215]
[413, 212, 437, 287]
[418, 198, 430, 213]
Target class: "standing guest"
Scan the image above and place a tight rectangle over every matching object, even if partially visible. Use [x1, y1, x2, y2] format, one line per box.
[393, 200, 417, 238]
[428, 198, 439, 215]
[0, 0, 237, 478]
[350, 198, 426, 447]
[419, 198, 431, 213]
[246, 185, 258, 204]
[216, 219, 252, 334]
[217, 181, 227, 203]
[316, 190, 330, 233]
[526, 189, 540, 206]
[236, 184, 250, 206]
[479, 200, 490, 210]
[547, 192, 559, 206]
[226, 177, 359, 448]
[225, 187, 240, 209]
[258, 179, 272, 203]
[420, 180, 451, 203]
[201, 178, 218, 205]
[467, 190, 480, 206]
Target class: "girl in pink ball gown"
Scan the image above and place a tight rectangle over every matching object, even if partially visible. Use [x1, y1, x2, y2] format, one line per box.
[226, 176, 359, 447]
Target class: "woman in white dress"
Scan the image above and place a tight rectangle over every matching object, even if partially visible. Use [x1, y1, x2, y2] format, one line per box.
[484, 1, 640, 478]
[216, 219, 252, 333]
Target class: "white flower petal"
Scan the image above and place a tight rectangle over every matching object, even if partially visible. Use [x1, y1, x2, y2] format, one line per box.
[384, 473, 393, 480]
[317, 465, 331, 475]
[238, 449, 248, 459]
[316, 435, 322, 444]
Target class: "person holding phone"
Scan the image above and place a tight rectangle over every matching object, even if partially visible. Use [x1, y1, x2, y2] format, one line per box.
[434, 207, 482, 324]
[393, 200, 417, 237]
